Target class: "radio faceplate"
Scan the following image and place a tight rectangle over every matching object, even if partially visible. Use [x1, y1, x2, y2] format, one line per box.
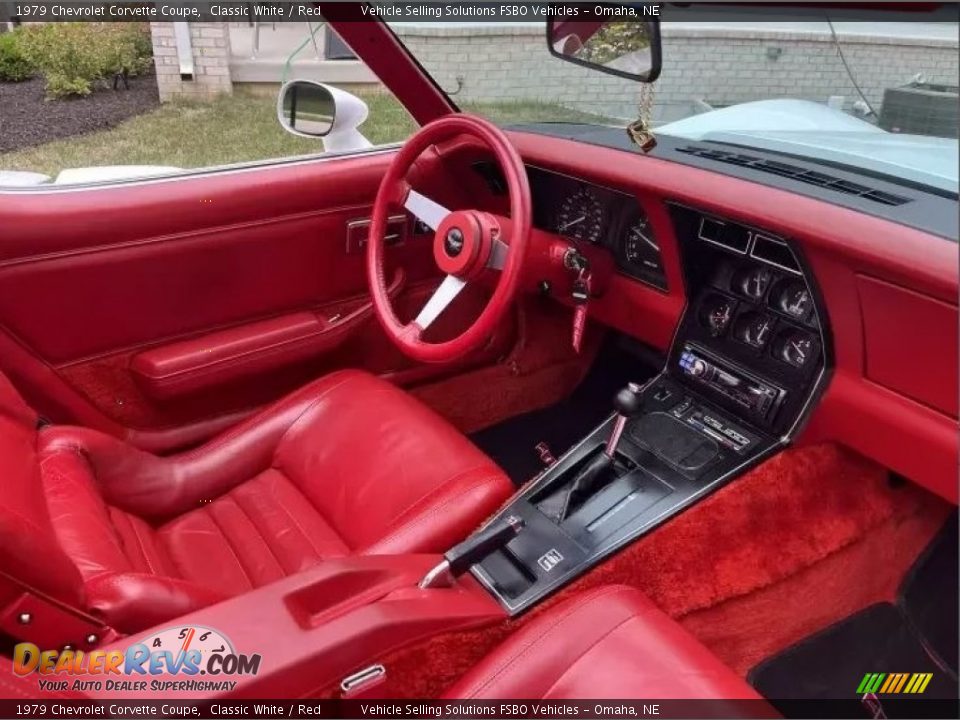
[678, 344, 786, 424]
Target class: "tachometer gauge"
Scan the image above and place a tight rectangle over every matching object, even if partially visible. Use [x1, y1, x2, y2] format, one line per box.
[774, 329, 816, 368]
[623, 216, 662, 271]
[557, 188, 603, 243]
[733, 312, 774, 349]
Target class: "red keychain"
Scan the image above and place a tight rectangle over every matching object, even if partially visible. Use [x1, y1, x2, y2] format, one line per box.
[571, 270, 591, 353]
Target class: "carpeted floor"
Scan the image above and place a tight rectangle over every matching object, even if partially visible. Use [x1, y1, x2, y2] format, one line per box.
[369, 442, 952, 698]
[557, 443, 951, 674]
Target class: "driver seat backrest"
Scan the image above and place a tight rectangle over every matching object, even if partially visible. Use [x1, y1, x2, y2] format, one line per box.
[0, 369, 512, 647]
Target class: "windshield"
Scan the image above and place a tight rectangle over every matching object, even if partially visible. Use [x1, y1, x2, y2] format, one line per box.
[389, 15, 959, 192]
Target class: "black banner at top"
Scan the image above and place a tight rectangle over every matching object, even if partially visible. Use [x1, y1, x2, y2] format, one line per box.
[0, 1, 957, 23]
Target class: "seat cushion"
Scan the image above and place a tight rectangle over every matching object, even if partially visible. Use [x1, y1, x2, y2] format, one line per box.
[25, 370, 512, 633]
[444, 585, 763, 700]
[158, 468, 351, 595]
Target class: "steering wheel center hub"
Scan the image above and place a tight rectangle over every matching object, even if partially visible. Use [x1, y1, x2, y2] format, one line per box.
[433, 210, 492, 279]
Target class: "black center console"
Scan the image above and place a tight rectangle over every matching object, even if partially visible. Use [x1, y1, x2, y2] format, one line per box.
[469, 203, 830, 614]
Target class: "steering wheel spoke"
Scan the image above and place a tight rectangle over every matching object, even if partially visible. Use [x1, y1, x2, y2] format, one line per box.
[487, 237, 509, 270]
[414, 274, 467, 331]
[404, 189, 451, 231]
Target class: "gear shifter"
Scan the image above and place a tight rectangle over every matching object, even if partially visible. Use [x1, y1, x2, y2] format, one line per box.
[553, 382, 645, 521]
[419, 516, 525, 589]
[605, 382, 643, 458]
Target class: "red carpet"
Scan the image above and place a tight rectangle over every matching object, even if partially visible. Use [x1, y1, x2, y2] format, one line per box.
[359, 443, 951, 698]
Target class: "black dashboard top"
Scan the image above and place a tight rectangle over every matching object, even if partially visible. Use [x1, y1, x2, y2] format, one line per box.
[511, 124, 959, 242]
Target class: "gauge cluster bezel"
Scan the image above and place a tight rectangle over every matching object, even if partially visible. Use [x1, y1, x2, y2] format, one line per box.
[666, 203, 830, 438]
[526, 166, 669, 291]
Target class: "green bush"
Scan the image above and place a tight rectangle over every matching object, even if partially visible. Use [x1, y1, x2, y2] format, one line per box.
[101, 23, 154, 78]
[0, 30, 36, 82]
[19, 22, 153, 99]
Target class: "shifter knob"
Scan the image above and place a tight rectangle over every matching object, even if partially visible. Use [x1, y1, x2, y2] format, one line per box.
[614, 383, 643, 418]
[606, 382, 644, 459]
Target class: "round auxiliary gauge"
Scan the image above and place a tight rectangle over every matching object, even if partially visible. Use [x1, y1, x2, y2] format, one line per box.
[733, 266, 775, 301]
[774, 329, 816, 368]
[556, 188, 603, 244]
[776, 280, 813, 320]
[734, 312, 775, 348]
[698, 294, 736, 337]
[623, 215, 661, 270]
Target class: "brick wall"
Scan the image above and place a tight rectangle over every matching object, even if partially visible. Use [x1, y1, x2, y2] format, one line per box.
[394, 24, 959, 123]
[150, 22, 233, 102]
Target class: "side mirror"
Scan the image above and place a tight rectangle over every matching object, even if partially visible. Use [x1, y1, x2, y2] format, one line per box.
[547, 17, 661, 83]
[276, 80, 373, 152]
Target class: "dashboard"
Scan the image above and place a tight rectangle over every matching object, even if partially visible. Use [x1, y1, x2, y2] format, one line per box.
[455, 130, 957, 502]
[473, 163, 668, 291]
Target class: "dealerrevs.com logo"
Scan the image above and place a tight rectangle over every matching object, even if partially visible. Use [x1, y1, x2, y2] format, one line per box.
[13, 626, 261, 693]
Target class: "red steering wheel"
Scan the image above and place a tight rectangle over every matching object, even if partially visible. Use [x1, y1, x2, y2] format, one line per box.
[366, 115, 531, 363]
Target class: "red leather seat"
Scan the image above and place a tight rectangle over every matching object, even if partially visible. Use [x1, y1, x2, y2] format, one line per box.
[0, 370, 511, 636]
[444, 585, 763, 700]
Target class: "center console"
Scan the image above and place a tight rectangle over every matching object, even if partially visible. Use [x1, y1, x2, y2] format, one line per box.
[470, 203, 829, 614]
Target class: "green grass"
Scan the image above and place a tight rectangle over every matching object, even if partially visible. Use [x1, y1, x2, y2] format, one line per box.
[0, 88, 615, 177]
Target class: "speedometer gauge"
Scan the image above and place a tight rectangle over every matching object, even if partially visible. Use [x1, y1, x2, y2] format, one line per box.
[557, 188, 603, 243]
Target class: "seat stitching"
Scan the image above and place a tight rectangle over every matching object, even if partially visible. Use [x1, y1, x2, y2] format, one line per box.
[273, 480, 350, 554]
[369, 475, 499, 549]
[255, 474, 338, 557]
[197, 505, 254, 591]
[228, 483, 289, 575]
[175, 373, 358, 461]
[378, 464, 499, 537]
[114, 511, 156, 575]
[537, 615, 638, 698]
[269, 375, 360, 458]
[458, 586, 629, 698]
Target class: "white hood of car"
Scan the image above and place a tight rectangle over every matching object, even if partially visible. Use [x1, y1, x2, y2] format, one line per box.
[658, 99, 959, 194]
[0, 165, 181, 187]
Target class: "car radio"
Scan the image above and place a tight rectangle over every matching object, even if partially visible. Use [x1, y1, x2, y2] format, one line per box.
[677, 344, 786, 423]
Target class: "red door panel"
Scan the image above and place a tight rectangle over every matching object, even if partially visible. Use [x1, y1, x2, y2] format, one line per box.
[0, 208, 377, 363]
[0, 152, 515, 450]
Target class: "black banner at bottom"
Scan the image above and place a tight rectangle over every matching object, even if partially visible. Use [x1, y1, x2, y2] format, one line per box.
[1, 699, 958, 720]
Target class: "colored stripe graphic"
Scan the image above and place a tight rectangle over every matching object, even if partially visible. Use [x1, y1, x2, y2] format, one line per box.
[858, 672, 933, 694]
[857, 673, 886, 694]
[904, 673, 933, 693]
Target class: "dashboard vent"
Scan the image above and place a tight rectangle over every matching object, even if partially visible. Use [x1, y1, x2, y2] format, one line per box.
[676, 146, 911, 206]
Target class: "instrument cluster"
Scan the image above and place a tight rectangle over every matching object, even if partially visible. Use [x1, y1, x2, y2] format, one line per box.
[529, 167, 668, 291]
[698, 265, 820, 370]
[470, 162, 668, 290]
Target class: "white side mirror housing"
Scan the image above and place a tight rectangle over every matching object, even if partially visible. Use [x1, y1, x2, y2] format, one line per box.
[277, 80, 373, 153]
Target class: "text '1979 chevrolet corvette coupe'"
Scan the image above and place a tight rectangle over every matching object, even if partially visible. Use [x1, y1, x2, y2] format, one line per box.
[0, 4, 957, 720]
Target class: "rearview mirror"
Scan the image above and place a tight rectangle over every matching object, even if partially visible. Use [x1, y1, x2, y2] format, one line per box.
[276, 80, 373, 152]
[547, 18, 661, 83]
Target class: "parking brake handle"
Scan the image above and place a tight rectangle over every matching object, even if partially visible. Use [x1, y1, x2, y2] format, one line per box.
[419, 516, 525, 589]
